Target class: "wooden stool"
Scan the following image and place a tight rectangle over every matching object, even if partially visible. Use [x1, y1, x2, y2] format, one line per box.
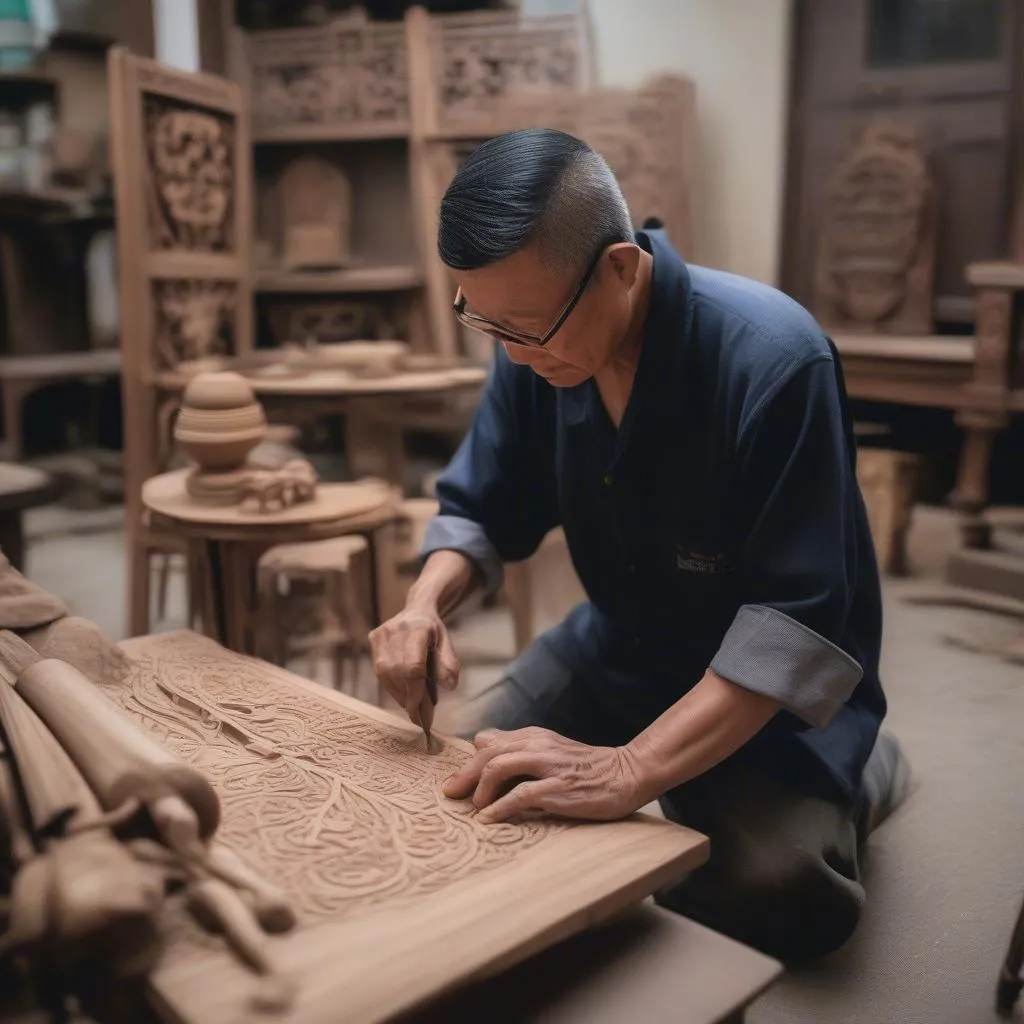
[856, 448, 919, 576]
[257, 535, 375, 698]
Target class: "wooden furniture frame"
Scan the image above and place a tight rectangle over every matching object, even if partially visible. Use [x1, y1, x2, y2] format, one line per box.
[108, 47, 253, 637]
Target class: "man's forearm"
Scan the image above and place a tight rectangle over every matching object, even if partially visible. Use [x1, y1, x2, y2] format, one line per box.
[622, 670, 780, 804]
[406, 549, 482, 619]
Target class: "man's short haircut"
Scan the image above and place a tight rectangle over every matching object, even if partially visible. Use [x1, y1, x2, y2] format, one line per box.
[437, 128, 635, 276]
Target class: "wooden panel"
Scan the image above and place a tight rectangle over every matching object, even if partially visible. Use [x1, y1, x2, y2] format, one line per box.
[112, 631, 708, 1024]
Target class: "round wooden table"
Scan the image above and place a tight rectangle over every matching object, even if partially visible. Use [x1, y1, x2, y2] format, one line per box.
[154, 360, 488, 484]
[142, 469, 400, 656]
[0, 461, 59, 570]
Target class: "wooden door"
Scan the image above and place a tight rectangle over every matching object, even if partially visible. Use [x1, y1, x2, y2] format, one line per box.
[783, 0, 1020, 328]
[108, 47, 252, 634]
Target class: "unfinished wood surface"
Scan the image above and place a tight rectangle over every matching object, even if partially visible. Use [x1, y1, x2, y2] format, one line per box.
[111, 631, 707, 1024]
[108, 47, 253, 637]
[856, 448, 919, 577]
[405, 905, 782, 1024]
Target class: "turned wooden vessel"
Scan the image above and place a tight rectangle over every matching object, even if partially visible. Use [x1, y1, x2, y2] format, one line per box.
[174, 371, 268, 505]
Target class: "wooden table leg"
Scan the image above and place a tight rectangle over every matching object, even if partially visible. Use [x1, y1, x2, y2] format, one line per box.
[188, 538, 227, 647]
[0, 509, 24, 571]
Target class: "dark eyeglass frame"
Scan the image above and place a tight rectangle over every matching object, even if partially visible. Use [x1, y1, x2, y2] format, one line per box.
[452, 242, 611, 348]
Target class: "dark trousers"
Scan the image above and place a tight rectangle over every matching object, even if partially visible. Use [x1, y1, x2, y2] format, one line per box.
[465, 638, 872, 963]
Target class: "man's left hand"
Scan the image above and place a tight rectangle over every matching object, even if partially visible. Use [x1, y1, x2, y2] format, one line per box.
[442, 726, 647, 824]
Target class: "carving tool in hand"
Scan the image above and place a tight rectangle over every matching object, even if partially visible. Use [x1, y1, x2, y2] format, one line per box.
[417, 640, 439, 755]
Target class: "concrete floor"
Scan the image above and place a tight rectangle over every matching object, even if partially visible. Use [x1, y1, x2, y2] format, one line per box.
[19, 503, 1024, 1024]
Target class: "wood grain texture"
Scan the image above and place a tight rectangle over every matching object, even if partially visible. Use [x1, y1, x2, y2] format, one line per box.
[112, 631, 708, 1024]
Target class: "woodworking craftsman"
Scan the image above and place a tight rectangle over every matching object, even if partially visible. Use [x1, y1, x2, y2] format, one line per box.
[369, 129, 911, 962]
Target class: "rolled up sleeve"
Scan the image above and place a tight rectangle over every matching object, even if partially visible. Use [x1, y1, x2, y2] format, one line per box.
[711, 354, 864, 728]
[420, 348, 559, 595]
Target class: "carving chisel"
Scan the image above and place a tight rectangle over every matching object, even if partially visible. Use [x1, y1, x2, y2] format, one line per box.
[417, 640, 438, 754]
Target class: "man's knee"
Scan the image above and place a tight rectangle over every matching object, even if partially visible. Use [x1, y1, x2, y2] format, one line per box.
[656, 842, 864, 962]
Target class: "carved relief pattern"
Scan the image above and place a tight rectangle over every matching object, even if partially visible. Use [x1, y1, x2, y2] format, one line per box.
[144, 96, 235, 253]
[247, 18, 408, 133]
[101, 633, 560, 929]
[814, 120, 937, 336]
[153, 280, 237, 370]
[438, 15, 585, 118]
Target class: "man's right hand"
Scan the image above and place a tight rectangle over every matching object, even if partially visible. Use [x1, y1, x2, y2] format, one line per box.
[369, 603, 460, 719]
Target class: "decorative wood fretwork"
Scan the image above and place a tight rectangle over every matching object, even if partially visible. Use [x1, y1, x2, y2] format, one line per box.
[153, 281, 238, 370]
[144, 97, 235, 253]
[434, 10, 590, 124]
[246, 14, 409, 139]
[814, 120, 937, 336]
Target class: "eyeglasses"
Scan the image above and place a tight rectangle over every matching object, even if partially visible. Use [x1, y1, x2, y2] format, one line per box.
[452, 243, 609, 348]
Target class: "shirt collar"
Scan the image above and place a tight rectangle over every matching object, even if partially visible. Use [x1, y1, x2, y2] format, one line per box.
[633, 221, 695, 415]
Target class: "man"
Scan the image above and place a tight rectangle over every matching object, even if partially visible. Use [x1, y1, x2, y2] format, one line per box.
[369, 128, 910, 962]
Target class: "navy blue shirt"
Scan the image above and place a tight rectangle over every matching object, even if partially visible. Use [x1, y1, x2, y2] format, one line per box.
[422, 228, 886, 803]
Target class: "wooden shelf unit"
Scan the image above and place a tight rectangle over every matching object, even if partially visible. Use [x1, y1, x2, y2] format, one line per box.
[255, 264, 424, 294]
[230, 5, 595, 358]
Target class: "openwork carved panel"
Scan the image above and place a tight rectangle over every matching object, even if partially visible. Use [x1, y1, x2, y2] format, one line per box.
[247, 15, 408, 134]
[102, 632, 559, 925]
[814, 120, 937, 336]
[153, 280, 238, 370]
[144, 95, 236, 253]
[437, 11, 588, 120]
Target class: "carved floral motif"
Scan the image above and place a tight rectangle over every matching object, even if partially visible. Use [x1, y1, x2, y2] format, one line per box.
[153, 281, 237, 370]
[101, 633, 559, 928]
[144, 97, 235, 252]
[814, 120, 936, 335]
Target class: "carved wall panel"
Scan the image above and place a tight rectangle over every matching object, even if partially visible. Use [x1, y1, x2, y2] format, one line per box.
[153, 280, 238, 370]
[571, 75, 697, 259]
[814, 120, 937, 336]
[247, 15, 409, 135]
[144, 96, 236, 253]
[435, 10, 590, 122]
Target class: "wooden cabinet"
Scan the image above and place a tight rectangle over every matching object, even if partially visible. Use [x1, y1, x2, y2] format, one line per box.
[783, 0, 1021, 327]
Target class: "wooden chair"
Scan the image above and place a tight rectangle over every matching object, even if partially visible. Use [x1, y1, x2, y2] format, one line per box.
[257, 535, 376, 699]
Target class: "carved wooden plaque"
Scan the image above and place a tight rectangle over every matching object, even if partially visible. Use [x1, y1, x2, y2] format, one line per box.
[814, 120, 937, 336]
[110, 631, 707, 1024]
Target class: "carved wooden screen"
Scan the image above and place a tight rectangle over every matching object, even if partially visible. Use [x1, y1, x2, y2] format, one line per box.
[108, 47, 252, 635]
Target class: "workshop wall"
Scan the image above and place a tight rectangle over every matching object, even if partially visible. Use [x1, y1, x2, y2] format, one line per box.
[526, 0, 795, 286]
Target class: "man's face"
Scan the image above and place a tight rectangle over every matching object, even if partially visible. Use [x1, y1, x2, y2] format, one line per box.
[452, 243, 639, 387]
